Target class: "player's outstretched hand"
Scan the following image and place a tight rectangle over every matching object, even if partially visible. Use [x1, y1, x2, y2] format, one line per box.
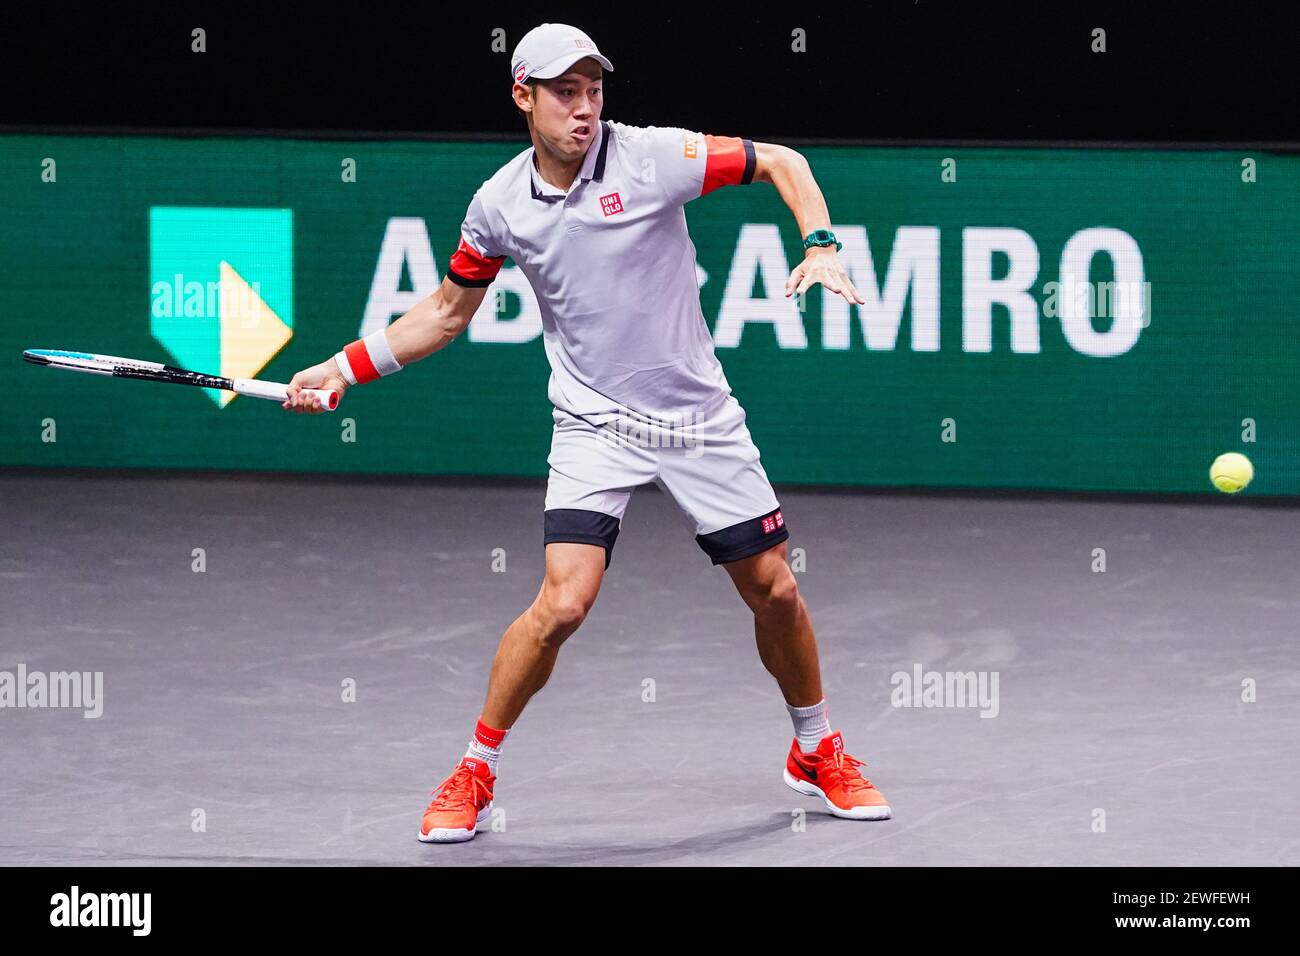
[785, 247, 866, 306]
[284, 358, 348, 414]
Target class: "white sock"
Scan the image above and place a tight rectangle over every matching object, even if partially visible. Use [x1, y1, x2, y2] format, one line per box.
[464, 718, 508, 775]
[465, 739, 502, 774]
[787, 698, 831, 753]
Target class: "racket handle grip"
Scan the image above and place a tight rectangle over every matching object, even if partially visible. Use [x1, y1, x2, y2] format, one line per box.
[232, 378, 340, 411]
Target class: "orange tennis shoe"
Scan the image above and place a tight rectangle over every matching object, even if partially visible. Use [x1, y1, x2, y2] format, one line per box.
[784, 730, 891, 820]
[418, 757, 495, 843]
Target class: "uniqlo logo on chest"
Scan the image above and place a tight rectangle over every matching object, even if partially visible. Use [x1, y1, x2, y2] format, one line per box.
[762, 510, 784, 534]
[599, 192, 624, 216]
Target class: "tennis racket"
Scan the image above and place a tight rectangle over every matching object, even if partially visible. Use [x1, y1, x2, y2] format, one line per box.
[22, 349, 339, 411]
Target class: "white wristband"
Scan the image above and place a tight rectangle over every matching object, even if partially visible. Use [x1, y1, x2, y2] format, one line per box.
[333, 350, 357, 386]
[363, 328, 402, 376]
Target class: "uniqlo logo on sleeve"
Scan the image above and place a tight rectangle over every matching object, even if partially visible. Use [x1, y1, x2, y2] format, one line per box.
[762, 510, 784, 534]
[599, 192, 624, 216]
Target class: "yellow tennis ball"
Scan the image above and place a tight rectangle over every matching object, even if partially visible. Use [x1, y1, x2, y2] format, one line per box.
[1209, 452, 1254, 494]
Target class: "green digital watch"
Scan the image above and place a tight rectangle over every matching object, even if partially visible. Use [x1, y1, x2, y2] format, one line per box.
[802, 229, 842, 252]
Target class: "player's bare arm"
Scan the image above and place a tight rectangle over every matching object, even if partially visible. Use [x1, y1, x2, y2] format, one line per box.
[750, 141, 867, 306]
[282, 277, 487, 414]
[382, 278, 487, 366]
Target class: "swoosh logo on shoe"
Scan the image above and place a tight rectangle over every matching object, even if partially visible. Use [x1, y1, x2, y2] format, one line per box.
[791, 754, 818, 780]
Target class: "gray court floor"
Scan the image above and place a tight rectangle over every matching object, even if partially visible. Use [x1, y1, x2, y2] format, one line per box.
[1, 472, 1296, 866]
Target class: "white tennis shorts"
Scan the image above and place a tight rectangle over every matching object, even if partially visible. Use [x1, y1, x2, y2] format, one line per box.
[542, 395, 788, 567]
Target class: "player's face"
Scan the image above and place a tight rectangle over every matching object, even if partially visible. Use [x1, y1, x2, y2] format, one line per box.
[529, 59, 603, 162]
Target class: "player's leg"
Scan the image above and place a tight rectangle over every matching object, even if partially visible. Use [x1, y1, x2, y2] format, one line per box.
[658, 397, 890, 820]
[481, 540, 606, 730]
[655, 403, 816, 702]
[419, 409, 652, 844]
[722, 539, 821, 707]
[508, 409, 655, 717]
[419, 540, 608, 844]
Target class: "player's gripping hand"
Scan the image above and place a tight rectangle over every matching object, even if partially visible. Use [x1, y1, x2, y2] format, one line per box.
[785, 247, 866, 306]
[284, 358, 349, 414]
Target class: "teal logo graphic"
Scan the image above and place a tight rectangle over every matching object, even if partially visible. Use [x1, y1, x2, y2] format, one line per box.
[149, 207, 293, 406]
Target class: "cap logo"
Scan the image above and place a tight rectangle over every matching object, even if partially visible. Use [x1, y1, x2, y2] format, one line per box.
[573, 37, 595, 49]
[514, 61, 529, 82]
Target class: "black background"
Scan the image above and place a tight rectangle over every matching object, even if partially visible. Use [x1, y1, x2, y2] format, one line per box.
[3, 2, 1298, 144]
[1, 866, 1280, 940]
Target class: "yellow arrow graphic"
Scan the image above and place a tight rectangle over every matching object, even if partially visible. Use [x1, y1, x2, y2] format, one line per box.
[217, 260, 293, 406]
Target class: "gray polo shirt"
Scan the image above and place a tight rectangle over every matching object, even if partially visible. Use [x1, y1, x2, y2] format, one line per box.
[448, 120, 757, 424]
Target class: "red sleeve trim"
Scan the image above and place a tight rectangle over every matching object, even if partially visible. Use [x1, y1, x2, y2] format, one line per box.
[448, 236, 506, 287]
[702, 135, 757, 196]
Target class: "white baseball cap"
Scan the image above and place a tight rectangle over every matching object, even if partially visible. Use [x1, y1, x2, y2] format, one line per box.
[511, 23, 613, 84]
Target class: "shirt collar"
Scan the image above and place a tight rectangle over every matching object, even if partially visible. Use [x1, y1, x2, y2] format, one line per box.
[529, 120, 610, 203]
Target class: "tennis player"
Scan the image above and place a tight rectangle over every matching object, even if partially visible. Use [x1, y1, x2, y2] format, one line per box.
[285, 22, 891, 842]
